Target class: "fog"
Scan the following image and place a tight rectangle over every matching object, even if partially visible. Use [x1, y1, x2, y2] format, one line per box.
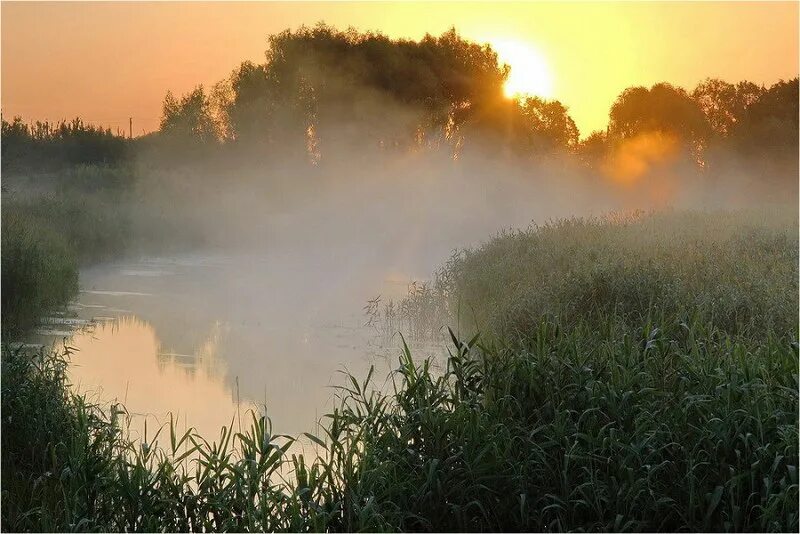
[20, 92, 795, 441]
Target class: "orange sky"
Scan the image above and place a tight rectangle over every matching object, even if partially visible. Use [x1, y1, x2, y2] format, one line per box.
[2, 2, 797, 137]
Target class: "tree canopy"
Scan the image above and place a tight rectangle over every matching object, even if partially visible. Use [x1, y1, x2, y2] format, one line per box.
[608, 83, 710, 147]
[3, 25, 796, 182]
[157, 25, 587, 162]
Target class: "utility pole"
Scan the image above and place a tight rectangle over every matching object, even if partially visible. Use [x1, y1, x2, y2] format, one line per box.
[129, 117, 132, 139]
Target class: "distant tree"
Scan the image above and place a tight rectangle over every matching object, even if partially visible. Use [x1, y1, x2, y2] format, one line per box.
[575, 130, 609, 168]
[692, 79, 764, 138]
[1, 117, 32, 167]
[730, 78, 798, 155]
[221, 24, 511, 160]
[1, 116, 127, 173]
[514, 97, 579, 153]
[225, 62, 274, 145]
[159, 86, 220, 145]
[609, 83, 710, 145]
[607, 83, 711, 170]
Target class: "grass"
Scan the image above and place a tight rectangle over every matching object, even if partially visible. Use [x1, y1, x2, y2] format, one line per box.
[2, 207, 798, 531]
[1, 209, 79, 337]
[4, 194, 131, 265]
[442, 208, 798, 341]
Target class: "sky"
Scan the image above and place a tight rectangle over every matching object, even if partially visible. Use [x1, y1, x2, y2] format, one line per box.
[1, 1, 798, 137]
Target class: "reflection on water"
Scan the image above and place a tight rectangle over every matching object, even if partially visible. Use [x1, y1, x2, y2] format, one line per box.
[31, 251, 444, 445]
[68, 316, 247, 442]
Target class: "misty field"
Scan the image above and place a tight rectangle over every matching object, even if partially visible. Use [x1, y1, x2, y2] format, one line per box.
[3, 208, 797, 532]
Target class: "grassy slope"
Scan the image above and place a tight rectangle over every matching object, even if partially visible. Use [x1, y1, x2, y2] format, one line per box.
[2, 208, 798, 531]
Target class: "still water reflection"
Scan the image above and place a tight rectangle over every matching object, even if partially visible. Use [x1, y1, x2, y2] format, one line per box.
[34, 251, 441, 443]
[68, 316, 245, 442]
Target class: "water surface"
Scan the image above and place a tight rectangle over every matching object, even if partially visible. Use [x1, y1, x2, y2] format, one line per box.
[36, 250, 440, 442]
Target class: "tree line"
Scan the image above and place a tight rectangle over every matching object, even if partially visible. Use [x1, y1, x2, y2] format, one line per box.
[1, 117, 129, 173]
[3, 25, 797, 176]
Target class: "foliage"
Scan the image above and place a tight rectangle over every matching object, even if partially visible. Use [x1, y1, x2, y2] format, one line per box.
[692, 78, 764, 138]
[444, 209, 798, 341]
[512, 96, 580, 153]
[1, 210, 78, 338]
[608, 83, 710, 148]
[1, 117, 129, 174]
[225, 61, 274, 145]
[146, 26, 797, 179]
[730, 78, 799, 157]
[1, 27, 796, 176]
[159, 86, 223, 147]
[575, 129, 608, 168]
[159, 25, 587, 162]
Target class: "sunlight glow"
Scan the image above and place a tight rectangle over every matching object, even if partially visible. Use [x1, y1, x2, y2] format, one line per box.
[490, 38, 554, 99]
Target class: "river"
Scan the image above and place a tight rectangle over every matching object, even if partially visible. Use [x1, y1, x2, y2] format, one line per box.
[32, 249, 444, 444]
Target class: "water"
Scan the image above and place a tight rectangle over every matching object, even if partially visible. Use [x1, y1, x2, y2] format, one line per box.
[27, 168, 594, 444]
[33, 250, 443, 443]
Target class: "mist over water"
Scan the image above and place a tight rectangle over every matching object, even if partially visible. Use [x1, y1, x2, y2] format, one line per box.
[17, 56, 796, 439]
[27, 139, 788, 443]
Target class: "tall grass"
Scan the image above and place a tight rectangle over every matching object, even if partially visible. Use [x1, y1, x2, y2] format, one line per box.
[4, 194, 131, 266]
[439, 208, 798, 342]
[1, 210, 79, 337]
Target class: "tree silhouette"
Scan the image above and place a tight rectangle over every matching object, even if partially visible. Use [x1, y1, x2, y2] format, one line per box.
[2, 24, 784, 180]
[1, 116, 127, 173]
[222, 62, 273, 146]
[160, 86, 221, 146]
[515, 97, 579, 152]
[609, 83, 710, 145]
[575, 130, 608, 168]
[692, 78, 764, 138]
[212, 24, 514, 160]
[730, 78, 798, 155]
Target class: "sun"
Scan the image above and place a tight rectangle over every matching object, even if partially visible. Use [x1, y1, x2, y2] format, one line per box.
[490, 38, 554, 99]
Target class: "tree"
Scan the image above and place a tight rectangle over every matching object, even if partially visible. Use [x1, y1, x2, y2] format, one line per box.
[609, 83, 710, 145]
[2, 116, 127, 173]
[224, 62, 275, 146]
[160, 86, 220, 145]
[514, 97, 579, 152]
[692, 78, 763, 138]
[221, 24, 511, 160]
[575, 130, 609, 168]
[731, 78, 798, 155]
